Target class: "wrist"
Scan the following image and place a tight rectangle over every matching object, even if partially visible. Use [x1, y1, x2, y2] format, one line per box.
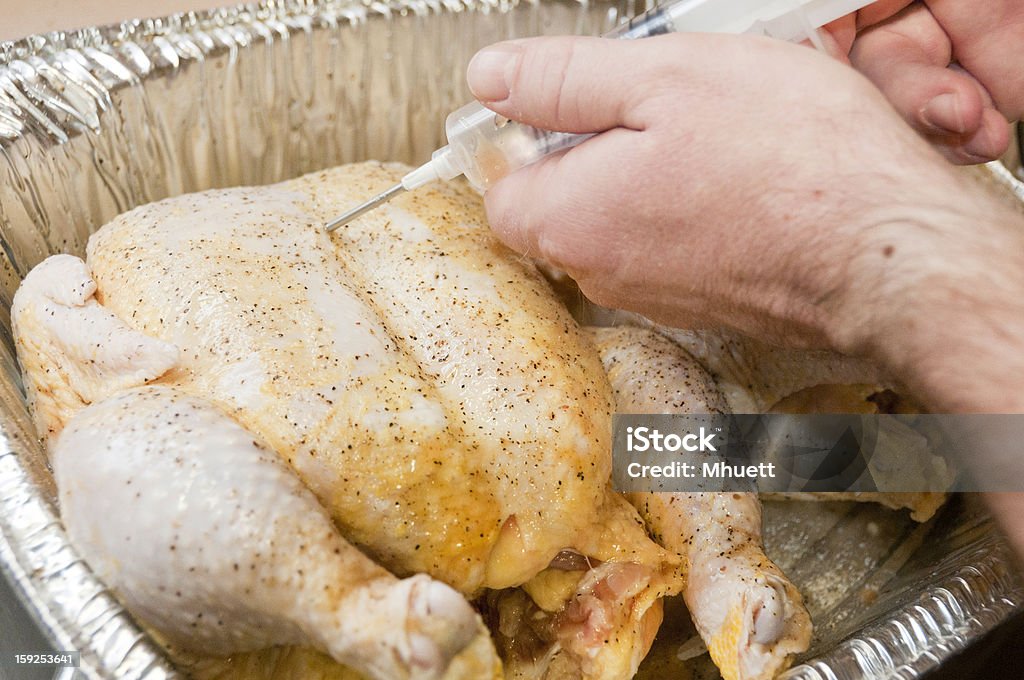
[824, 175, 1024, 412]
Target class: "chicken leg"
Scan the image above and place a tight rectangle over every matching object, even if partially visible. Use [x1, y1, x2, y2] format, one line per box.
[589, 326, 812, 680]
[54, 385, 496, 680]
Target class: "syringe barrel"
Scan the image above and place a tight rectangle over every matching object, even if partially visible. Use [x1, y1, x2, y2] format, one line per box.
[446, 3, 679, 191]
[444, 102, 593, 191]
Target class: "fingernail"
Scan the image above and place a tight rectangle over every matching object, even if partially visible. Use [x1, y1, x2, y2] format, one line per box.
[921, 93, 964, 134]
[961, 127, 997, 163]
[467, 44, 521, 102]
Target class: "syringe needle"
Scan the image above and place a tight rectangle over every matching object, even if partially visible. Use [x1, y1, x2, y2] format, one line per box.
[325, 183, 407, 232]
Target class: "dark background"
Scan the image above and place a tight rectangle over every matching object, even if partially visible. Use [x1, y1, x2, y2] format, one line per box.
[923, 608, 1024, 679]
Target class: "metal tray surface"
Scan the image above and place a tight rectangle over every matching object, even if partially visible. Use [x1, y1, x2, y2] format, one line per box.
[1, 1, 1022, 679]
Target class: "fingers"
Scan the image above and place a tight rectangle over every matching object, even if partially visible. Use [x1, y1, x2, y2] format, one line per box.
[850, 3, 1009, 163]
[942, 105, 1011, 165]
[822, 0, 914, 56]
[483, 129, 639, 270]
[466, 36, 652, 134]
[925, 0, 1024, 122]
[852, 4, 968, 130]
[975, 111, 1013, 162]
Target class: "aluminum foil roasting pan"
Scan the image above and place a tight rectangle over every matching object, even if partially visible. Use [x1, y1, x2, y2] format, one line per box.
[1, 1, 1022, 678]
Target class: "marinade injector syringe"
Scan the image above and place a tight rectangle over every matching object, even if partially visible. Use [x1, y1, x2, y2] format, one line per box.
[326, 0, 876, 231]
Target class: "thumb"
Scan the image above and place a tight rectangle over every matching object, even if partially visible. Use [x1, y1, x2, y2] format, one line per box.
[466, 36, 651, 134]
[850, 4, 1006, 162]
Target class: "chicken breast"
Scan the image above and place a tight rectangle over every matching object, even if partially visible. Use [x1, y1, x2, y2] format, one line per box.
[589, 326, 812, 680]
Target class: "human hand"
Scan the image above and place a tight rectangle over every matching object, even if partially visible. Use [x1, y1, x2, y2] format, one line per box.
[466, 34, 1017, 353]
[823, 0, 1024, 164]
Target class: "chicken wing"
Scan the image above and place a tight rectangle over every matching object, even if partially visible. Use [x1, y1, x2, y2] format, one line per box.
[657, 327, 888, 414]
[659, 327, 947, 521]
[11, 254, 178, 442]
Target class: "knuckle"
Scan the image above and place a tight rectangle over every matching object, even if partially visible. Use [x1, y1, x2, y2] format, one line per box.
[536, 225, 625, 289]
[534, 228, 579, 270]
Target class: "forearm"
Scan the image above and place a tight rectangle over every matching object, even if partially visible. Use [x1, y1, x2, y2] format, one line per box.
[877, 248, 1024, 415]
[830, 181, 1024, 414]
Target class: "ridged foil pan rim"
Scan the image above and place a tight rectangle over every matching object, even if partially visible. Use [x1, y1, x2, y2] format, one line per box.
[1, 2, 1023, 679]
[0, 0, 523, 150]
[0, 0, 513, 62]
[782, 510, 1024, 680]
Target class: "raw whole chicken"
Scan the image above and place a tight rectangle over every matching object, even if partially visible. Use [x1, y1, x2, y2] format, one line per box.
[13, 162, 683, 680]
